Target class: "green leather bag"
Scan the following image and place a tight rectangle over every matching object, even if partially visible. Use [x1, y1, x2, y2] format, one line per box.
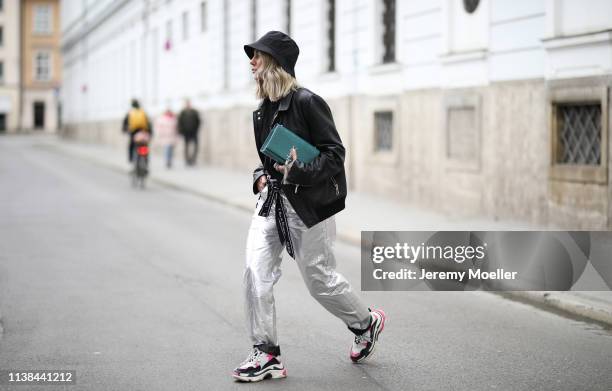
[260, 124, 320, 164]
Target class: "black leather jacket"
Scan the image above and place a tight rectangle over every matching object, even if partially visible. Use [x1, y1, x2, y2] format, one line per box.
[251, 87, 347, 228]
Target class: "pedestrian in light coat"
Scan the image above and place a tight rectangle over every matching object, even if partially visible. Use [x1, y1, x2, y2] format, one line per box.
[154, 108, 178, 169]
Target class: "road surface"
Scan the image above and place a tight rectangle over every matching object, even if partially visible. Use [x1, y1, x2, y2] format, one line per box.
[1, 136, 611, 390]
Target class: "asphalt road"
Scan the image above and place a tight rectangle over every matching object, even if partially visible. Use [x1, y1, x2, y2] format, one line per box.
[1, 135, 611, 391]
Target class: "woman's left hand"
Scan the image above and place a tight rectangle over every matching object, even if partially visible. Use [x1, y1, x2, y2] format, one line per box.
[274, 147, 297, 174]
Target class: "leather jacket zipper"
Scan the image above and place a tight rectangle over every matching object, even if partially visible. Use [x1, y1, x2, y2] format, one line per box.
[295, 184, 299, 194]
[271, 110, 279, 127]
[331, 177, 339, 196]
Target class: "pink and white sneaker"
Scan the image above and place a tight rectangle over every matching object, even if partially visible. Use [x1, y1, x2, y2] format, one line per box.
[232, 347, 287, 382]
[350, 308, 386, 363]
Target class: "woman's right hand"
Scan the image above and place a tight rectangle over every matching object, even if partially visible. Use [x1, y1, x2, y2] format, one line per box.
[256, 175, 267, 192]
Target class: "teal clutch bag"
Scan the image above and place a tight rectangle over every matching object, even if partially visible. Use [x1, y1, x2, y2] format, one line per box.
[260, 124, 320, 164]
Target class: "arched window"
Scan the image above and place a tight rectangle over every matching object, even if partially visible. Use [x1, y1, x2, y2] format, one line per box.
[463, 0, 480, 14]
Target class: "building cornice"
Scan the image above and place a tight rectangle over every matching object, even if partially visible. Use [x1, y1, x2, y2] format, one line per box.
[61, 0, 131, 53]
[542, 29, 612, 50]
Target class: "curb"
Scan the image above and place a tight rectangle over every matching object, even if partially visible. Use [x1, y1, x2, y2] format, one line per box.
[502, 291, 612, 327]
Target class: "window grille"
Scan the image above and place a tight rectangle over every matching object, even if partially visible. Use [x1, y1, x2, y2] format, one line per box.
[374, 111, 393, 151]
[556, 104, 601, 165]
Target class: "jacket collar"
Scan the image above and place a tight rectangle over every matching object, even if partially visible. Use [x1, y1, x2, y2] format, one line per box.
[255, 88, 297, 112]
[277, 89, 295, 112]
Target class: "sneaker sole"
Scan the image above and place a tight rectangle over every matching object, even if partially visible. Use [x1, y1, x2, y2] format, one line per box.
[352, 309, 387, 363]
[232, 367, 287, 382]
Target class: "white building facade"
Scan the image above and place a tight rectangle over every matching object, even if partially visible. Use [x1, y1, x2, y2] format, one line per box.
[0, 0, 21, 133]
[61, 0, 612, 228]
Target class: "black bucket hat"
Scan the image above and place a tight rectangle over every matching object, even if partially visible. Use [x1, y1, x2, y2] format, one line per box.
[244, 31, 300, 78]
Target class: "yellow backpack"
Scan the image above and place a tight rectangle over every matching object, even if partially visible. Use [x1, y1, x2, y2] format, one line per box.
[128, 109, 148, 132]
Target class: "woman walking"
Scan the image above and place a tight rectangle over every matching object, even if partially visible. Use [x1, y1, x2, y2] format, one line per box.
[153, 108, 178, 169]
[233, 31, 386, 382]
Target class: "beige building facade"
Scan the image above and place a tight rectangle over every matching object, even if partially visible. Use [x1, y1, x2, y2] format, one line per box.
[21, 0, 61, 132]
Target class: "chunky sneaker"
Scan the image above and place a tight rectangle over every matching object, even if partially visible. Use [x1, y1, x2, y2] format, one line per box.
[350, 308, 386, 363]
[232, 347, 287, 382]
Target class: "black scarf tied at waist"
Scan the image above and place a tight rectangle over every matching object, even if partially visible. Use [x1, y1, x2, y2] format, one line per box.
[258, 179, 295, 259]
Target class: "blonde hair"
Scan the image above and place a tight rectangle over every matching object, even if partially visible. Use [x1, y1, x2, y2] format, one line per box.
[254, 50, 299, 102]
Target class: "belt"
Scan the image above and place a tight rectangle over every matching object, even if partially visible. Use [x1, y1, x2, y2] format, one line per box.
[258, 179, 295, 259]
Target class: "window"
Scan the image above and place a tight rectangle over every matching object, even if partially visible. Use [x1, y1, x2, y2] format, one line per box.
[285, 0, 291, 35]
[463, 0, 480, 13]
[325, 0, 335, 72]
[0, 0, 3, 12]
[33, 4, 52, 34]
[447, 107, 478, 162]
[555, 104, 601, 165]
[374, 111, 393, 151]
[151, 28, 159, 102]
[165, 20, 172, 50]
[0, 61, 3, 83]
[381, 0, 395, 63]
[200, 1, 207, 32]
[251, 0, 257, 41]
[223, 0, 229, 88]
[34, 51, 51, 81]
[549, 85, 608, 184]
[444, 93, 481, 171]
[0, 26, 3, 47]
[182, 11, 189, 41]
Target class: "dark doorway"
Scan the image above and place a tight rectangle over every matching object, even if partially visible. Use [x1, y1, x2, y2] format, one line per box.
[0, 113, 6, 132]
[34, 101, 45, 129]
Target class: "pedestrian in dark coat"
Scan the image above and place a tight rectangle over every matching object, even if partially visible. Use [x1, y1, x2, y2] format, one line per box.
[177, 99, 201, 166]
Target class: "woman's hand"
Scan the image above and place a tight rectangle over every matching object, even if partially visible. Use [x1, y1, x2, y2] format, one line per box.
[274, 147, 297, 174]
[256, 175, 267, 192]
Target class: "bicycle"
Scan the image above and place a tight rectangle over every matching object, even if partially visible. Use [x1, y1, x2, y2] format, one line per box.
[131, 131, 150, 189]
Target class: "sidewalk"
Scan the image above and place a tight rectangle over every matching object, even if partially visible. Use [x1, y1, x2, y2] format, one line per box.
[45, 137, 538, 243]
[39, 135, 612, 327]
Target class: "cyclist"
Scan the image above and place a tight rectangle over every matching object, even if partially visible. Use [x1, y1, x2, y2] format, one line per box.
[122, 99, 153, 163]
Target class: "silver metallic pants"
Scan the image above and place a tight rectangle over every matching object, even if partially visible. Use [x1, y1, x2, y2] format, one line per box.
[244, 186, 371, 347]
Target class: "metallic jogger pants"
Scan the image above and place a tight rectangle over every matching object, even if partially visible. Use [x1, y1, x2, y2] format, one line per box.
[244, 186, 371, 347]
